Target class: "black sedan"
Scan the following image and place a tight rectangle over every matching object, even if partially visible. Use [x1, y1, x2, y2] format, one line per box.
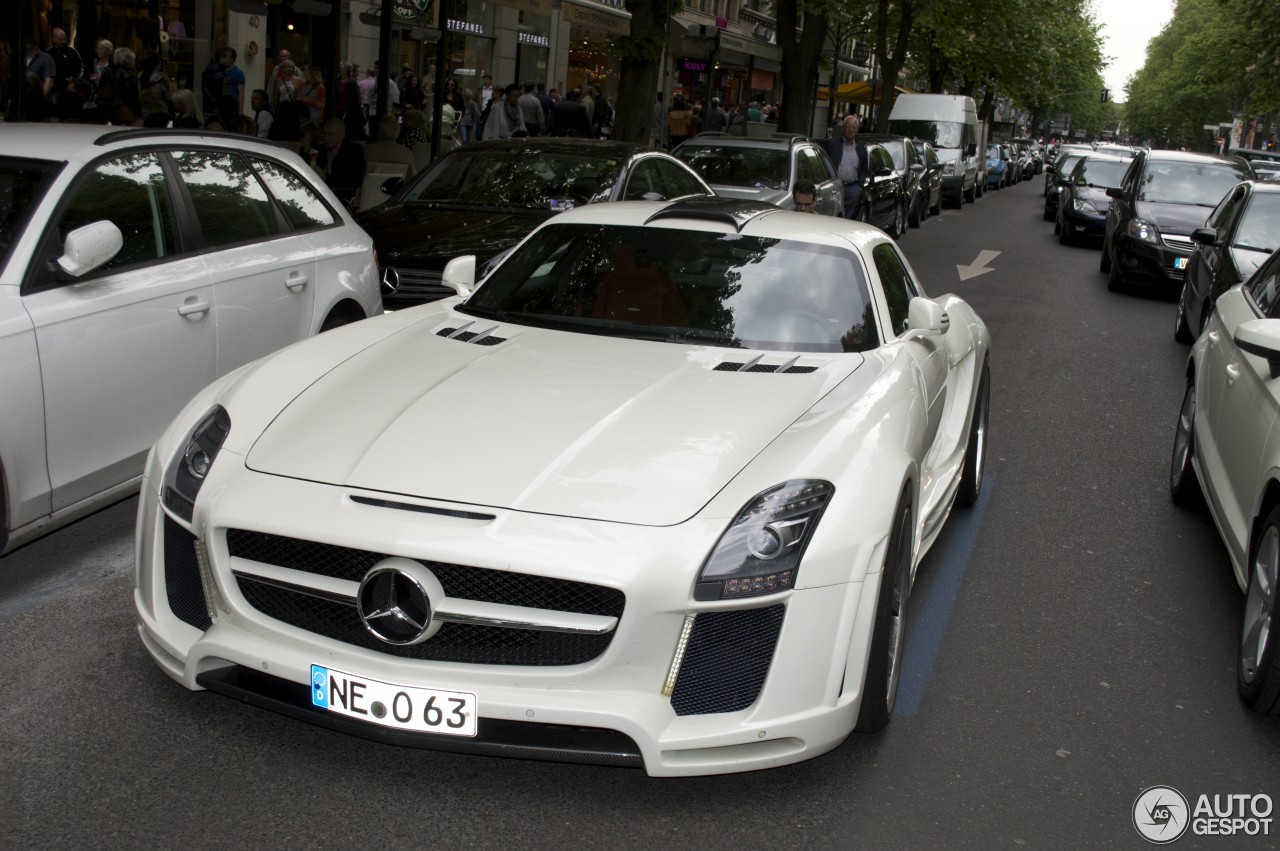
[911, 138, 945, 217]
[858, 133, 926, 229]
[1042, 152, 1088, 222]
[1055, 154, 1128, 246]
[855, 141, 910, 239]
[359, 139, 712, 308]
[1101, 149, 1253, 293]
[1175, 180, 1280, 342]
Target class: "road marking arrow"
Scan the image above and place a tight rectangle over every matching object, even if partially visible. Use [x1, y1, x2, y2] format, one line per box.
[956, 250, 1001, 281]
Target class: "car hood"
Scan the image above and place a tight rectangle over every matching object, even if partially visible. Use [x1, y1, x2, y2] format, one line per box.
[1076, 186, 1112, 211]
[707, 184, 789, 207]
[245, 317, 863, 526]
[1135, 200, 1213, 234]
[358, 203, 553, 269]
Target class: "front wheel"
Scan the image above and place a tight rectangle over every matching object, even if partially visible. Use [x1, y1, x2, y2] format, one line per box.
[1170, 381, 1201, 508]
[1239, 505, 1280, 714]
[856, 488, 914, 733]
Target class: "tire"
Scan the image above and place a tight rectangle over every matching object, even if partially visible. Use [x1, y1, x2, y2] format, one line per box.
[855, 487, 914, 733]
[931, 193, 943, 216]
[963, 180, 976, 204]
[1174, 295, 1195, 344]
[955, 362, 990, 507]
[1169, 381, 1201, 508]
[1106, 253, 1125, 292]
[1043, 202, 1055, 222]
[1239, 504, 1280, 715]
[1054, 213, 1062, 236]
[908, 191, 922, 228]
[1058, 221, 1072, 246]
[893, 199, 908, 239]
[1099, 245, 1112, 273]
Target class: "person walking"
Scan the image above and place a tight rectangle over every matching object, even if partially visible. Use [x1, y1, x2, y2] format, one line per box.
[668, 99, 691, 149]
[458, 88, 481, 144]
[704, 97, 727, 133]
[518, 82, 543, 136]
[825, 114, 869, 219]
[549, 88, 592, 138]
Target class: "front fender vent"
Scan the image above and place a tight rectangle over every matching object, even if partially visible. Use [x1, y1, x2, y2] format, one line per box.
[437, 321, 506, 346]
[715, 355, 817, 374]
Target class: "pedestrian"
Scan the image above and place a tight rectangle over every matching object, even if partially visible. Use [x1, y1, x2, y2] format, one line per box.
[404, 74, 425, 110]
[89, 39, 112, 88]
[23, 38, 56, 98]
[825, 114, 869, 219]
[220, 47, 246, 113]
[792, 179, 818, 213]
[486, 83, 527, 139]
[271, 60, 301, 111]
[47, 28, 83, 105]
[668, 98, 691, 149]
[444, 76, 464, 114]
[301, 65, 326, 126]
[518, 82, 543, 136]
[479, 73, 494, 111]
[316, 118, 366, 208]
[266, 49, 293, 106]
[550, 88, 592, 138]
[458, 88, 481, 144]
[250, 88, 273, 138]
[704, 97, 727, 133]
[171, 88, 202, 127]
[139, 53, 172, 118]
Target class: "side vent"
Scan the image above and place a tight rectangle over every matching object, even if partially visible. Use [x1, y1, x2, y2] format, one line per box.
[437, 321, 506, 346]
[714, 355, 818, 374]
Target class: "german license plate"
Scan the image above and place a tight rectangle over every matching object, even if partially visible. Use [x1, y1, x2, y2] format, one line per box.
[1174, 257, 1188, 270]
[310, 664, 477, 736]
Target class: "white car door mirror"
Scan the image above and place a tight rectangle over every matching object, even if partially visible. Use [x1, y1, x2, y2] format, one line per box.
[902, 296, 950, 340]
[57, 221, 124, 278]
[1234, 318, 1280, 379]
[442, 254, 477, 298]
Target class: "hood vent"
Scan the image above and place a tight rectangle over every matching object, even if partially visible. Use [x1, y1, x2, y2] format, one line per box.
[437, 321, 506, 346]
[715, 355, 818, 374]
[349, 495, 495, 521]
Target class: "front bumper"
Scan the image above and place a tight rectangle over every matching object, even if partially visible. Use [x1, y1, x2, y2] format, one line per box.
[134, 458, 886, 777]
[1061, 207, 1106, 240]
[1113, 233, 1191, 287]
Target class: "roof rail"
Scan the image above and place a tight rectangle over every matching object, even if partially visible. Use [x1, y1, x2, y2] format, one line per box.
[644, 197, 777, 232]
[93, 127, 263, 146]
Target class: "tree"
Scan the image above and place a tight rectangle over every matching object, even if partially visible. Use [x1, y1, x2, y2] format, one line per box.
[775, 0, 829, 133]
[610, 0, 678, 144]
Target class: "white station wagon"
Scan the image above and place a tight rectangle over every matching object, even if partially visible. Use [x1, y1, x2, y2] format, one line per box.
[0, 126, 383, 555]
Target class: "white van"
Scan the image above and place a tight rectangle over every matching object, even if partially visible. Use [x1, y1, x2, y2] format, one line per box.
[888, 94, 980, 207]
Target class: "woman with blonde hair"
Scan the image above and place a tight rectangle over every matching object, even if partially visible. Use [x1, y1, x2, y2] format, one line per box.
[458, 88, 481, 144]
[301, 65, 326, 126]
[171, 88, 203, 128]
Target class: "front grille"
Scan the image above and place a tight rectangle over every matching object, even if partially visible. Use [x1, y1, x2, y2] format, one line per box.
[164, 516, 211, 629]
[225, 530, 625, 666]
[225, 530, 624, 616]
[1162, 234, 1194, 251]
[235, 575, 613, 665]
[670, 605, 785, 716]
[387, 266, 452, 300]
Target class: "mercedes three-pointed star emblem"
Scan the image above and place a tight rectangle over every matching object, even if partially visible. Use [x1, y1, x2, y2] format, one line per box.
[357, 566, 433, 645]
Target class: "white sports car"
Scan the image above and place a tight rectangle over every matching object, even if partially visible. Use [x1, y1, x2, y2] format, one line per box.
[135, 198, 991, 776]
[1171, 249, 1280, 714]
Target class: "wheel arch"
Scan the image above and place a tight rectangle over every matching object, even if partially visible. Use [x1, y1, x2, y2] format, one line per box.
[1249, 478, 1280, 570]
[319, 298, 369, 332]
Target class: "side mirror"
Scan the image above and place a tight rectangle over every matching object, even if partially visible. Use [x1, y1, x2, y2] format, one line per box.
[441, 254, 477, 298]
[1106, 186, 1124, 199]
[874, 166, 893, 178]
[1190, 227, 1218, 246]
[966, 143, 977, 157]
[902, 296, 949, 340]
[57, 221, 124, 277]
[381, 176, 405, 195]
[1045, 164, 1056, 174]
[1235, 318, 1280, 379]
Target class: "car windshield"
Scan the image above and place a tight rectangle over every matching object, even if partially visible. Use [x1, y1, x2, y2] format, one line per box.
[986, 144, 1001, 158]
[1236, 193, 1280, 253]
[1094, 145, 1135, 159]
[888, 120, 963, 149]
[0, 157, 62, 274]
[1138, 160, 1253, 206]
[673, 145, 790, 190]
[1076, 159, 1127, 187]
[879, 142, 905, 170]
[1056, 155, 1084, 179]
[460, 222, 879, 353]
[400, 149, 624, 210]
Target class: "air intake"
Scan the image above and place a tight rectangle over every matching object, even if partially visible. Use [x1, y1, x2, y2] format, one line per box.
[437, 321, 506, 345]
[714, 355, 817, 373]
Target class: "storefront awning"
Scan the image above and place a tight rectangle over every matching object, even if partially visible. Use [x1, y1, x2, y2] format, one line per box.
[716, 31, 782, 64]
[815, 80, 914, 104]
[561, 0, 631, 35]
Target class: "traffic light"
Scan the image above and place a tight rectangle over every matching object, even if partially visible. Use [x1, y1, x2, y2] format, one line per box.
[1101, 89, 1109, 103]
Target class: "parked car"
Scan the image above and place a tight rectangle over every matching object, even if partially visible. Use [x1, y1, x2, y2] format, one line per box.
[1101, 149, 1253, 292]
[1169, 248, 1280, 715]
[857, 141, 912, 238]
[1055, 154, 1128, 246]
[857, 133, 927, 228]
[1045, 143, 1093, 195]
[0, 125, 383, 556]
[1176, 181, 1280, 342]
[134, 196, 990, 776]
[673, 133, 843, 217]
[887, 94, 980, 206]
[1011, 138, 1041, 176]
[985, 143, 1011, 190]
[360, 139, 712, 310]
[1042, 152, 1088, 222]
[1093, 144, 1138, 161]
[911, 138, 945, 215]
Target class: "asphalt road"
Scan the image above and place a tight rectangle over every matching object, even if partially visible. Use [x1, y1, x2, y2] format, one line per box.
[3, 174, 1279, 849]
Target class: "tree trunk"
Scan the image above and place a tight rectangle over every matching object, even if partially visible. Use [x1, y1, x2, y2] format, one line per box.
[872, 0, 914, 130]
[776, 1, 829, 134]
[611, 0, 673, 145]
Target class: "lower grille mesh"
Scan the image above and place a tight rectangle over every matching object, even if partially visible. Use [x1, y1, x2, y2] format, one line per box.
[670, 605, 785, 716]
[164, 516, 211, 630]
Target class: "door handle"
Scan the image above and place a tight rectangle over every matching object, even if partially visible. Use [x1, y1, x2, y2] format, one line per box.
[1226, 363, 1241, 383]
[177, 299, 210, 318]
[1207, 331, 1219, 344]
[286, 272, 309, 292]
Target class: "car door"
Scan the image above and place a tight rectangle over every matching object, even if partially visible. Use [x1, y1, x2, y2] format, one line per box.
[1187, 185, 1245, 324]
[873, 241, 947, 449]
[171, 148, 317, 374]
[1204, 264, 1280, 567]
[21, 149, 216, 510]
[799, 145, 841, 216]
[865, 147, 897, 227]
[1105, 154, 1142, 255]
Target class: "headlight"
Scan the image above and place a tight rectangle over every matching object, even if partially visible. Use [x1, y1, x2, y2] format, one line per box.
[1072, 196, 1095, 213]
[942, 161, 956, 176]
[694, 480, 834, 601]
[162, 406, 231, 522]
[1126, 217, 1160, 243]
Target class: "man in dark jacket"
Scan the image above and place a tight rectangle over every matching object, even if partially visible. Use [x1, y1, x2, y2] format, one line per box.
[317, 118, 366, 208]
[825, 114, 869, 219]
[549, 88, 593, 138]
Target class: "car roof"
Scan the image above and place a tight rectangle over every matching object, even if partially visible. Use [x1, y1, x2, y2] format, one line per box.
[857, 133, 911, 145]
[0, 125, 303, 164]
[452, 137, 652, 157]
[674, 133, 809, 150]
[1142, 148, 1243, 165]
